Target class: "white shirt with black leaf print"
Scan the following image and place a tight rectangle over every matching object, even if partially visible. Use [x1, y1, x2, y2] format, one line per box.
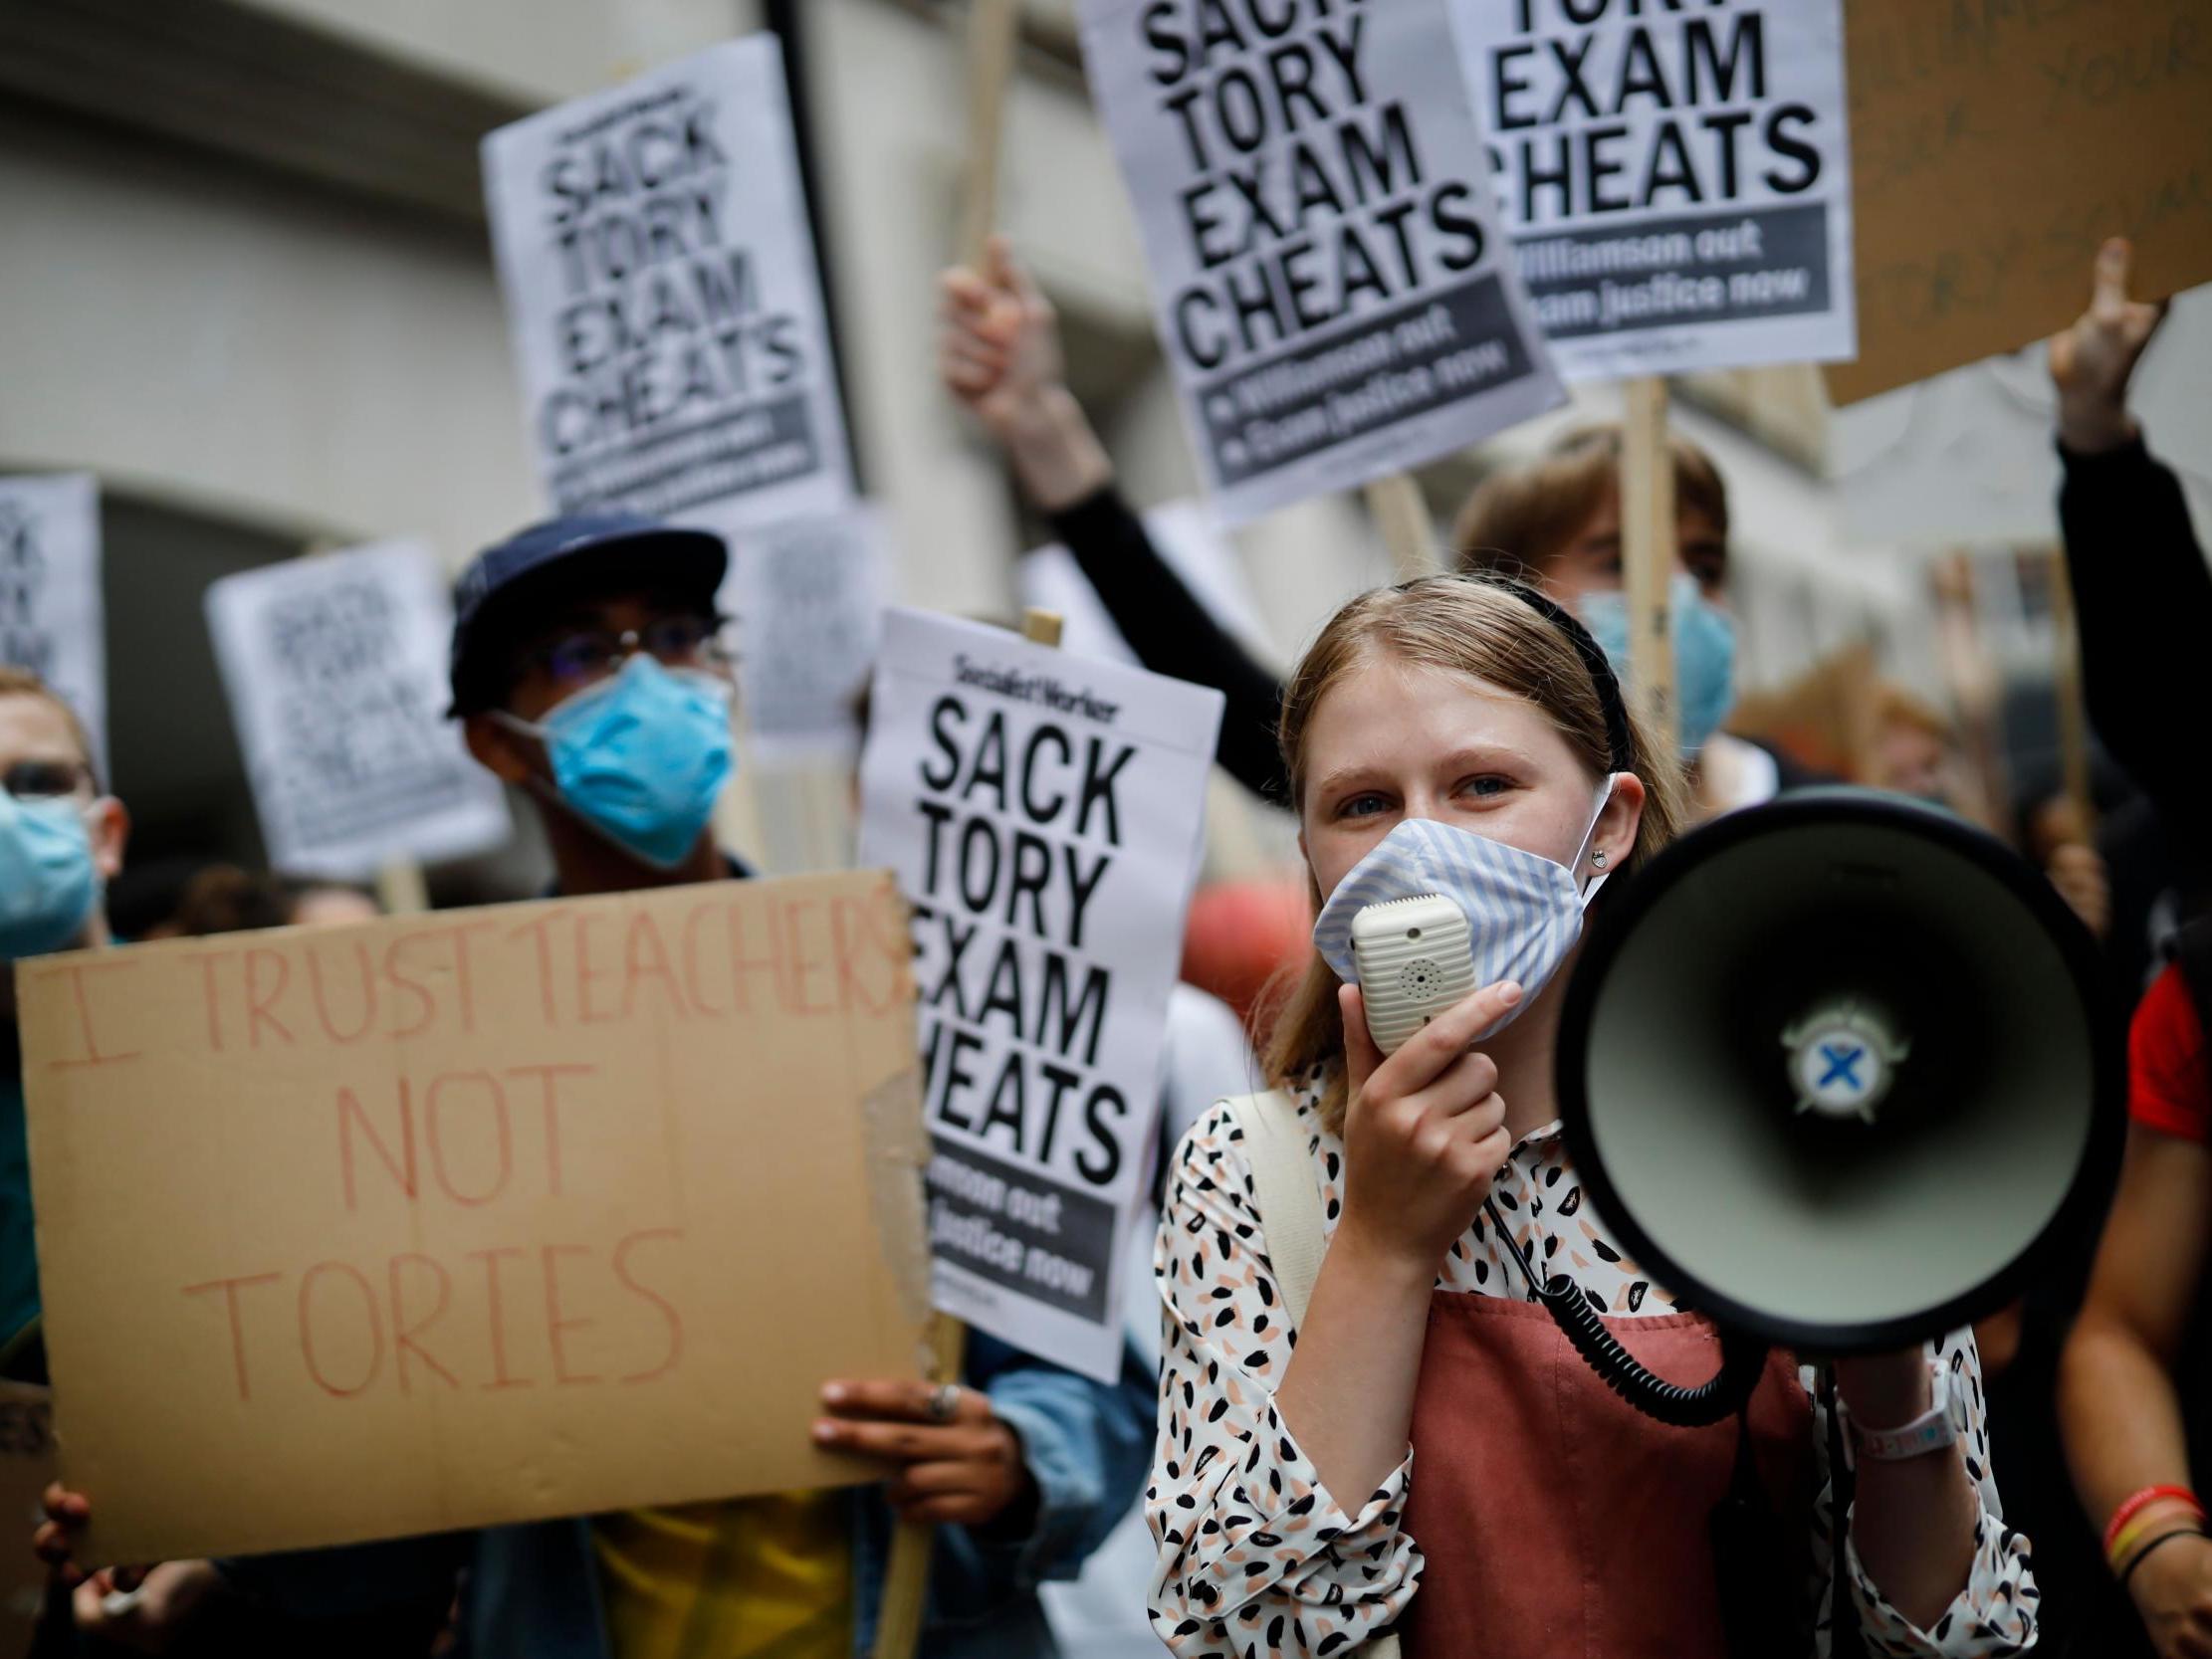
[1145, 1075, 2039, 1658]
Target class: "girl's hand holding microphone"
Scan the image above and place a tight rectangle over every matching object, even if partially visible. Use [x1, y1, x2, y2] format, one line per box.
[1271, 975, 1526, 1503]
[1332, 978, 1522, 1279]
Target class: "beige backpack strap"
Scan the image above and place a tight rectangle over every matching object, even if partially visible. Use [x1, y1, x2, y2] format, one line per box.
[1226, 1090, 1327, 1331]
[1224, 1091, 1405, 1659]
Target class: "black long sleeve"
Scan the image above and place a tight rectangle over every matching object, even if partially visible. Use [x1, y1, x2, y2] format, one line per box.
[2057, 435, 2211, 879]
[1045, 487, 1291, 805]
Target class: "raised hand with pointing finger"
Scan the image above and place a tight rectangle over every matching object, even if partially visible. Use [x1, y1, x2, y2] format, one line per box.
[2049, 236, 2170, 455]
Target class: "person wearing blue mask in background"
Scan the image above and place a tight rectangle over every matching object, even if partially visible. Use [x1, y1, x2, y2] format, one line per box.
[937, 239, 1824, 826]
[450, 514, 745, 889]
[0, 667, 128, 1383]
[37, 515, 1153, 1659]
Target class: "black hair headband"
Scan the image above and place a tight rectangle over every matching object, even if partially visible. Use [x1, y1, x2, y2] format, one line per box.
[1476, 576, 1639, 775]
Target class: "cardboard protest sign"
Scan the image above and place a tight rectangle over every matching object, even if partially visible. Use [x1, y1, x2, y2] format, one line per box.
[1077, 0, 1563, 524]
[19, 871, 934, 1564]
[729, 506, 889, 764]
[0, 475, 105, 769]
[484, 37, 854, 537]
[1020, 500, 1274, 673]
[205, 542, 511, 881]
[1829, 0, 2212, 405]
[1454, 0, 1856, 380]
[857, 611, 1222, 1380]
[0, 1383, 55, 1648]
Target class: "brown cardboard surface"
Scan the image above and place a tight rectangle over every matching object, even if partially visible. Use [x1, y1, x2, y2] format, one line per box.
[0, 1383, 55, 1646]
[19, 871, 932, 1566]
[1829, 0, 2212, 405]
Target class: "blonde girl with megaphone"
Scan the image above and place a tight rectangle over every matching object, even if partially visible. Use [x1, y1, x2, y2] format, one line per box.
[1144, 575, 2034, 1658]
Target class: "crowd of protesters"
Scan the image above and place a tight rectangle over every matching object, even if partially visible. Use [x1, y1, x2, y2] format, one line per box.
[0, 238, 2198, 1658]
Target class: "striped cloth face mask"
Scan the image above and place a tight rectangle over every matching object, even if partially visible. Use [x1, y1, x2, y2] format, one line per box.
[1312, 776, 1619, 1042]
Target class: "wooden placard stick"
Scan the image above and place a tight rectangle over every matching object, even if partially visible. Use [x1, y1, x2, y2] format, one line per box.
[958, 0, 1024, 269]
[1619, 377, 1679, 757]
[373, 858, 430, 917]
[2046, 547, 2097, 838]
[869, 604, 1063, 1659]
[1363, 473, 1438, 581]
[1931, 551, 2007, 834]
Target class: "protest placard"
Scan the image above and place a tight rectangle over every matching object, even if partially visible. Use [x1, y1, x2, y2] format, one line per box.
[483, 37, 854, 538]
[205, 542, 511, 881]
[857, 611, 1222, 1381]
[1453, 0, 1856, 380]
[1019, 500, 1272, 672]
[0, 1383, 54, 1648]
[19, 870, 933, 1564]
[729, 506, 889, 765]
[1077, 0, 1563, 524]
[1828, 0, 2212, 405]
[0, 475, 105, 769]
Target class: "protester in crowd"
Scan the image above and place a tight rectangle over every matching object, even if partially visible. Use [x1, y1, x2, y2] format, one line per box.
[1145, 574, 2034, 1656]
[2048, 239, 2207, 925]
[2059, 927, 2212, 1658]
[49, 856, 435, 1659]
[1861, 684, 1960, 808]
[2039, 234, 2208, 1017]
[2050, 240, 2212, 1657]
[0, 667, 128, 1380]
[1850, 682, 2111, 939]
[136, 864, 379, 938]
[939, 238, 1818, 823]
[39, 513, 1154, 1659]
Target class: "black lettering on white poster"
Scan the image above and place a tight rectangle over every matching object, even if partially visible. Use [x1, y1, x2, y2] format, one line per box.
[205, 542, 511, 880]
[1455, 0, 1855, 378]
[483, 37, 853, 540]
[0, 476, 105, 770]
[1078, 0, 1563, 524]
[858, 610, 1222, 1380]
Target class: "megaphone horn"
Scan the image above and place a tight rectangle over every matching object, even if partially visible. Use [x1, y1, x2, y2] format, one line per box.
[1555, 790, 2125, 1362]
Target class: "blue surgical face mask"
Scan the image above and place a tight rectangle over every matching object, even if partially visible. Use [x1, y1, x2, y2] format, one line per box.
[1312, 777, 1617, 1043]
[0, 792, 101, 960]
[1579, 573, 1737, 756]
[496, 655, 735, 870]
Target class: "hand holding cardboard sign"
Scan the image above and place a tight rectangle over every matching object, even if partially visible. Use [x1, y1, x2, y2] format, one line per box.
[2050, 239, 2171, 457]
[32, 1482, 145, 1589]
[71, 1559, 222, 1653]
[813, 1378, 1034, 1530]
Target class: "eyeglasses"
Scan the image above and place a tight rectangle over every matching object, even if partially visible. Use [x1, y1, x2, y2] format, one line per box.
[520, 614, 739, 693]
[1, 759, 92, 801]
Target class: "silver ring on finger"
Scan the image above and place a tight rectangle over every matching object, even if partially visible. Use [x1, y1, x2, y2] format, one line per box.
[926, 1382, 963, 1424]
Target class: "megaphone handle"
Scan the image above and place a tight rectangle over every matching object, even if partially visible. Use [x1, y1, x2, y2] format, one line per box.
[1482, 1199, 1769, 1429]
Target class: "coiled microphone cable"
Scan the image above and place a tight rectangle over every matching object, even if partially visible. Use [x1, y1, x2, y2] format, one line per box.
[1482, 1196, 1768, 1427]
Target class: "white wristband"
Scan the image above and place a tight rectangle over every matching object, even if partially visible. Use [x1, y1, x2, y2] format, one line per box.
[1844, 1362, 1963, 1465]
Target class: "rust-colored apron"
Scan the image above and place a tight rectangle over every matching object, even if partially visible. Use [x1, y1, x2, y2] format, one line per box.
[1397, 1293, 1815, 1659]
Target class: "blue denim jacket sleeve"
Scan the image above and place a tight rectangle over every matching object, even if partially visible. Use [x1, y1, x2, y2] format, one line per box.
[965, 1330, 1154, 1587]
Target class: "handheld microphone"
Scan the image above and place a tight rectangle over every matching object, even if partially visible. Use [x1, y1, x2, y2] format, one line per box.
[1350, 895, 1474, 1055]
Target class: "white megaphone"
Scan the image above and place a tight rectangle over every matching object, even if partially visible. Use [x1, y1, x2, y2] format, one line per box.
[1525, 791, 2123, 1422]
